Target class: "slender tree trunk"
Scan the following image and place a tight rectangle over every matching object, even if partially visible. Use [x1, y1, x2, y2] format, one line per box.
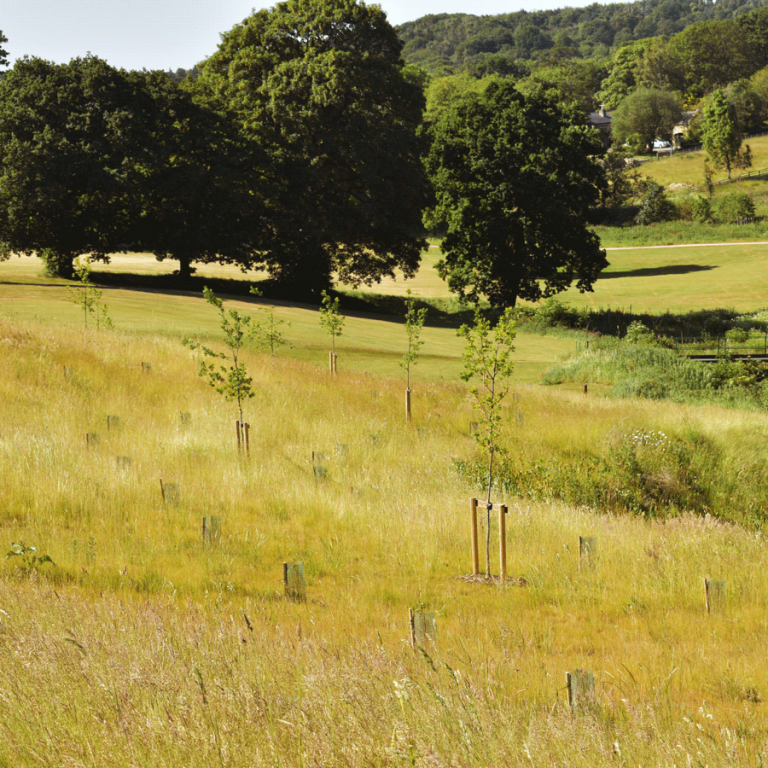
[485, 444, 494, 578]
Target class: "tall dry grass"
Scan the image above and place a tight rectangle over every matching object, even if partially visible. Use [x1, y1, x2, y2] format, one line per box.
[2, 316, 768, 764]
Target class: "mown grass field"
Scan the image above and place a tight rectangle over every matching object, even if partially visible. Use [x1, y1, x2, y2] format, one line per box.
[639, 134, 768, 191]
[2, 251, 768, 765]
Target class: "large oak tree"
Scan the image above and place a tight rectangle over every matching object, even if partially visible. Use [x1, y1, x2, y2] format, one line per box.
[0, 56, 141, 278]
[198, 0, 428, 296]
[424, 80, 607, 308]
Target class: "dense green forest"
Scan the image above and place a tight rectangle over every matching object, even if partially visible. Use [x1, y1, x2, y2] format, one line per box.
[397, 0, 768, 75]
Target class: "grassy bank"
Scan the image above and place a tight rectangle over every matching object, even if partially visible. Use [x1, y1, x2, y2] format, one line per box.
[2, 312, 768, 763]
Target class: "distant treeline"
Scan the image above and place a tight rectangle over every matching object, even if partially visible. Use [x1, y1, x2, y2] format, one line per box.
[396, 0, 768, 75]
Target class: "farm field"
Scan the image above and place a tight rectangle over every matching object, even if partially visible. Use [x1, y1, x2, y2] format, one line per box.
[2, 251, 768, 765]
[639, 134, 768, 191]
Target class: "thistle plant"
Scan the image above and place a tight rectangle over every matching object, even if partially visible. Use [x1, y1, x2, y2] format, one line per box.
[6, 541, 55, 571]
[183, 287, 255, 424]
[458, 307, 516, 577]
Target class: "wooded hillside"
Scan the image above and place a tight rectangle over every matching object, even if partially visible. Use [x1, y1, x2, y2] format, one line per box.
[397, 0, 768, 75]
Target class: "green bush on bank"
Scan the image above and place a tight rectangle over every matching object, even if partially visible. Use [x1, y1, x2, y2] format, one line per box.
[455, 421, 768, 527]
[544, 335, 768, 408]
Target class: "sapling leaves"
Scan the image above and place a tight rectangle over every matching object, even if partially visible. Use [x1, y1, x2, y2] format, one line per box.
[249, 289, 291, 357]
[6, 541, 55, 570]
[458, 307, 516, 577]
[183, 287, 255, 423]
[68, 257, 113, 330]
[399, 289, 428, 391]
[319, 290, 345, 360]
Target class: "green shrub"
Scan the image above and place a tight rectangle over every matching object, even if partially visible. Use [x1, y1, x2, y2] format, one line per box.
[455, 428, 716, 519]
[691, 195, 712, 223]
[624, 320, 655, 344]
[713, 191, 756, 223]
[725, 327, 749, 344]
[533, 298, 586, 329]
[635, 181, 677, 225]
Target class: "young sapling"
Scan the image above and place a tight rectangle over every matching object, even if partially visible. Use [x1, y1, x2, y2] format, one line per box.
[399, 289, 428, 422]
[319, 290, 345, 373]
[250, 288, 290, 357]
[68, 257, 113, 330]
[458, 307, 516, 578]
[183, 287, 255, 448]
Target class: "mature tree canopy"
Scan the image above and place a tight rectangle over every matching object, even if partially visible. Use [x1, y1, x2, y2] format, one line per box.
[702, 89, 745, 180]
[595, 39, 653, 109]
[0, 31, 8, 70]
[724, 79, 765, 136]
[519, 58, 607, 114]
[737, 8, 768, 66]
[0, 56, 142, 278]
[668, 20, 754, 100]
[199, 0, 428, 296]
[0, 57, 259, 280]
[124, 71, 267, 280]
[424, 80, 607, 308]
[611, 87, 682, 152]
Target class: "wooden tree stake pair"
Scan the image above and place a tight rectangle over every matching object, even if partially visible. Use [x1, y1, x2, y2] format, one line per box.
[236, 420, 250, 457]
[469, 498, 508, 581]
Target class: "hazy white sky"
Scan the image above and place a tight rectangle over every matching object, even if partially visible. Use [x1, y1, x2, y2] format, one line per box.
[3, 0, 603, 72]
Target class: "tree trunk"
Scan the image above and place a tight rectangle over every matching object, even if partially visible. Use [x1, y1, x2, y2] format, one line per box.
[41, 250, 75, 280]
[178, 255, 193, 281]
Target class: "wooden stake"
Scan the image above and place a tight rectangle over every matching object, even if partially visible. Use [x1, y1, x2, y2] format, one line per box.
[409, 608, 437, 649]
[235, 420, 241, 454]
[579, 536, 597, 569]
[243, 422, 250, 458]
[284, 562, 306, 601]
[202, 516, 221, 546]
[470, 497, 479, 576]
[499, 504, 507, 582]
[567, 670, 595, 711]
[405, 388, 412, 422]
[583, 384, 588, 394]
[706, 578, 726, 615]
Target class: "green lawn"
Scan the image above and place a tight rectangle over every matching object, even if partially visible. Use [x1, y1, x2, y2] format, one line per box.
[5, 236, 768, 379]
[639, 134, 768, 194]
[0, 254, 575, 385]
[558, 241, 768, 313]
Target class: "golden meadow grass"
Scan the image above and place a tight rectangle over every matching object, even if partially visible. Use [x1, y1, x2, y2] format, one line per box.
[2, 303, 768, 765]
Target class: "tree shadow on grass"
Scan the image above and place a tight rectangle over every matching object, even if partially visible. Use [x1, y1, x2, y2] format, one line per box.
[90, 270, 474, 328]
[598, 264, 716, 280]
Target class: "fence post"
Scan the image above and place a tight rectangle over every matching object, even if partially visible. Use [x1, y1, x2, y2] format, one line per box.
[567, 670, 595, 712]
[499, 505, 507, 582]
[705, 578, 726, 615]
[579, 536, 597, 569]
[470, 498, 479, 576]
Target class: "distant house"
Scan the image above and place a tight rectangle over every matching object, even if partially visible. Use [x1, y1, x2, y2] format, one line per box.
[672, 111, 697, 148]
[588, 106, 612, 146]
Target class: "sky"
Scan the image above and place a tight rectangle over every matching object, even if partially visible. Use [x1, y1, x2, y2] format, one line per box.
[3, 0, 604, 72]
